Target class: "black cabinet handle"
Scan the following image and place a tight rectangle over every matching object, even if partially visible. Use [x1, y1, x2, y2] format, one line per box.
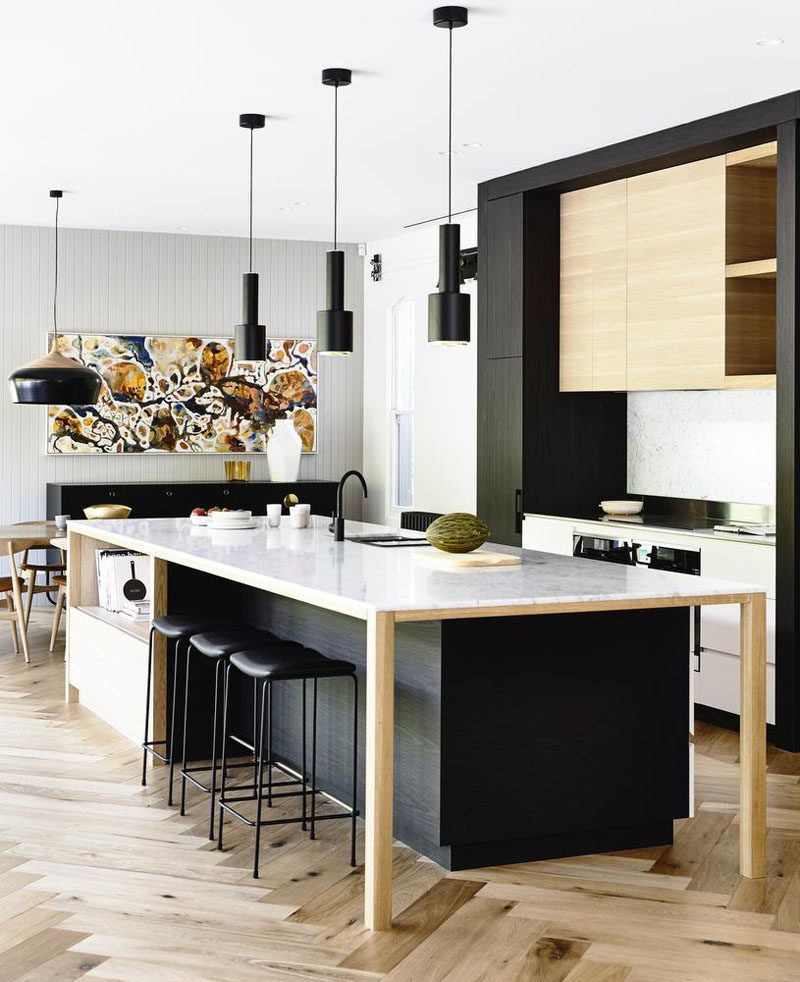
[514, 488, 522, 534]
[223, 489, 230, 496]
[693, 607, 702, 672]
[165, 490, 173, 497]
[108, 490, 116, 498]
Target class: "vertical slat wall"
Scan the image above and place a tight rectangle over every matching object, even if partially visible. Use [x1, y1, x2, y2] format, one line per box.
[0, 224, 364, 525]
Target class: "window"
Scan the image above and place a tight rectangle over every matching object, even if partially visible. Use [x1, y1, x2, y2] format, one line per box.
[389, 299, 414, 510]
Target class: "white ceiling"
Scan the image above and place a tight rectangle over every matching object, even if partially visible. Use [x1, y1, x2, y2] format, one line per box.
[1, 0, 799, 244]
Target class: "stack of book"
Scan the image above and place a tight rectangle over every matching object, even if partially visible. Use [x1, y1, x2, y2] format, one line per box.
[120, 599, 151, 622]
[95, 550, 151, 615]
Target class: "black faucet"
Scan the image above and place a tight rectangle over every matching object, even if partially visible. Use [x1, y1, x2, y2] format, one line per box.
[332, 469, 368, 541]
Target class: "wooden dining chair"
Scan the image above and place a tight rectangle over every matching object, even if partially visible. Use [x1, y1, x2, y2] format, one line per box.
[13, 522, 65, 629]
[0, 543, 31, 663]
[49, 574, 67, 654]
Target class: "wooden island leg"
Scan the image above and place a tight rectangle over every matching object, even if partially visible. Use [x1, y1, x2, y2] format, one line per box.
[739, 592, 767, 879]
[364, 610, 395, 931]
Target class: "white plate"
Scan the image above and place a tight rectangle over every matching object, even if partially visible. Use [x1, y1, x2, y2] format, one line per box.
[189, 514, 209, 526]
[209, 520, 258, 531]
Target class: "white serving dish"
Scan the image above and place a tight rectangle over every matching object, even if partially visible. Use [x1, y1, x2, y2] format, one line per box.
[190, 513, 209, 526]
[209, 510, 253, 526]
[599, 500, 644, 516]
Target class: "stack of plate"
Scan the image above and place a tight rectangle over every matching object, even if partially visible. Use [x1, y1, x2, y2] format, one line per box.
[208, 510, 256, 531]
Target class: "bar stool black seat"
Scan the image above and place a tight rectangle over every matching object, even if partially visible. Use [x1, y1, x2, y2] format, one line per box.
[180, 626, 301, 838]
[140, 614, 229, 804]
[217, 644, 359, 878]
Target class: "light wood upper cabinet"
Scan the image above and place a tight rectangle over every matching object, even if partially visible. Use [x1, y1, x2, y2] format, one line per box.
[559, 146, 776, 392]
[560, 180, 626, 391]
[626, 156, 726, 391]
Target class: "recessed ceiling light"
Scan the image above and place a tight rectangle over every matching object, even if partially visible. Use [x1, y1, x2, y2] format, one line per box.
[756, 38, 784, 46]
[293, 200, 309, 207]
[462, 141, 482, 149]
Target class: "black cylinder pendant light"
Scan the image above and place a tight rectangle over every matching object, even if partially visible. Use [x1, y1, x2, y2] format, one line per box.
[235, 113, 267, 362]
[429, 6, 470, 346]
[8, 190, 103, 405]
[317, 67, 353, 357]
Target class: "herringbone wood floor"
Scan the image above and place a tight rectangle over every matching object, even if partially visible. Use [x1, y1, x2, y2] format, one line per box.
[0, 613, 798, 980]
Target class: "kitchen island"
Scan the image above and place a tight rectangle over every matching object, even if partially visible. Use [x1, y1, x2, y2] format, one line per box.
[66, 515, 767, 931]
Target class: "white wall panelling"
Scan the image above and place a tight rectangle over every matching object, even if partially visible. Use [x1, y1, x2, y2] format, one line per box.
[627, 389, 776, 505]
[0, 223, 364, 538]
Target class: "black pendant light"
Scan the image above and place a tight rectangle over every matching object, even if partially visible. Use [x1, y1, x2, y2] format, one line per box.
[8, 190, 103, 405]
[235, 113, 267, 362]
[429, 6, 470, 346]
[317, 67, 353, 357]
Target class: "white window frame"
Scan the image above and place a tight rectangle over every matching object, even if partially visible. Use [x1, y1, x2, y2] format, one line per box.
[387, 297, 415, 516]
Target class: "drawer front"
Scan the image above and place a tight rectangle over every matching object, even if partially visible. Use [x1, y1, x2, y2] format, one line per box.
[522, 516, 574, 556]
[697, 647, 775, 725]
[699, 538, 775, 599]
[701, 598, 775, 664]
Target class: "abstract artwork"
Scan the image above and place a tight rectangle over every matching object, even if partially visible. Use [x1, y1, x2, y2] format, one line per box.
[46, 334, 317, 454]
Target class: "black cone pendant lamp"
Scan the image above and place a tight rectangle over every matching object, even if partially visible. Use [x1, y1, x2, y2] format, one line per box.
[429, 6, 470, 346]
[8, 190, 103, 405]
[317, 67, 353, 356]
[235, 113, 267, 362]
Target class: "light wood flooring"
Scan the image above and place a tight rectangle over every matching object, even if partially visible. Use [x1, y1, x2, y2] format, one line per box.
[0, 612, 798, 980]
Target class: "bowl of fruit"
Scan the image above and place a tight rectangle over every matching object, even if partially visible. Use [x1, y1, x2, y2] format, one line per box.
[190, 507, 210, 526]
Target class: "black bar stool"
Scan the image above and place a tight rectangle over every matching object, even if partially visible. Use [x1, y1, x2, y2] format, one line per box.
[180, 626, 301, 838]
[141, 614, 229, 804]
[217, 644, 359, 878]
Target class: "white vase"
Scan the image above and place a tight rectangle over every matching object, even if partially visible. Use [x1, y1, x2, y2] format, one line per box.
[267, 418, 302, 481]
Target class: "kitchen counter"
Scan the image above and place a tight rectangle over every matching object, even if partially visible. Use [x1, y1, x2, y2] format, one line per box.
[526, 511, 776, 546]
[66, 515, 768, 932]
[72, 515, 762, 611]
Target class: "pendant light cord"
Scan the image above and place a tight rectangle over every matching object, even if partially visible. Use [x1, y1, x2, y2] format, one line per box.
[334, 83, 339, 251]
[53, 194, 59, 342]
[248, 126, 254, 272]
[448, 24, 453, 224]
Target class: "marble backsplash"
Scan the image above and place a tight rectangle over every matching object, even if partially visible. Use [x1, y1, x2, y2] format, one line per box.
[627, 389, 776, 506]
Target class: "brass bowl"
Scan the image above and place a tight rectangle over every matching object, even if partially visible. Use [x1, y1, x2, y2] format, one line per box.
[225, 460, 252, 482]
[83, 504, 132, 520]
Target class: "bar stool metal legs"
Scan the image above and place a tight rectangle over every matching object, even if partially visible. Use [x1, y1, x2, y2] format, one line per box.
[216, 651, 359, 879]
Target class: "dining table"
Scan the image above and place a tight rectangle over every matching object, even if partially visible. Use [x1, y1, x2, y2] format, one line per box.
[0, 522, 65, 663]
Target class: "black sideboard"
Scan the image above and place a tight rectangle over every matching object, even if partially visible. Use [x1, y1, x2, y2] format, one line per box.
[47, 480, 338, 521]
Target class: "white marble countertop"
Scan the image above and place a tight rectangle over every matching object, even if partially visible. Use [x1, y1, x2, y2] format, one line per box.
[70, 515, 764, 618]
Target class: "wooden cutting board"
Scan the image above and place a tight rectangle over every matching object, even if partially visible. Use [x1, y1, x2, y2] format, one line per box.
[415, 548, 522, 569]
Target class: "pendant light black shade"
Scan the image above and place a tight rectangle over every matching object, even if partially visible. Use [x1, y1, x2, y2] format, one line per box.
[8, 190, 103, 405]
[429, 223, 470, 345]
[428, 6, 470, 346]
[317, 67, 353, 356]
[235, 113, 267, 362]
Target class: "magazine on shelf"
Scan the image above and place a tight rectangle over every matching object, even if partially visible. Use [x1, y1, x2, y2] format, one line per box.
[94, 550, 150, 613]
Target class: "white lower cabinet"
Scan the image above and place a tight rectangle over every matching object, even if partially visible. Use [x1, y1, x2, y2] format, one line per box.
[697, 647, 776, 726]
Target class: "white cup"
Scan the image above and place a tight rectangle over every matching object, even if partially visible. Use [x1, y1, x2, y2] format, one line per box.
[289, 503, 310, 528]
[55, 514, 70, 530]
[266, 503, 282, 527]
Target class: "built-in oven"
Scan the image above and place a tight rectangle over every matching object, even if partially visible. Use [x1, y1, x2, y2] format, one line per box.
[572, 535, 636, 565]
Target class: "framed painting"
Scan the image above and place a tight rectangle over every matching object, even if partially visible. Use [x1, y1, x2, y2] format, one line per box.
[46, 334, 317, 454]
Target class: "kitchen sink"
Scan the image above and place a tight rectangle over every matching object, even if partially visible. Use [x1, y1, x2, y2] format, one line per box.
[347, 534, 429, 547]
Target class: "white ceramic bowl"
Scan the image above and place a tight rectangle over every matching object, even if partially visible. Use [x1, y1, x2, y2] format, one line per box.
[189, 513, 208, 526]
[599, 500, 644, 516]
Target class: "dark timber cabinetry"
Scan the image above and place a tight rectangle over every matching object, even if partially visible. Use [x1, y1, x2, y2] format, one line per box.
[478, 90, 800, 751]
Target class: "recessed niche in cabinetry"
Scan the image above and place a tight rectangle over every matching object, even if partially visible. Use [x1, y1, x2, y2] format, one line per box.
[724, 142, 776, 383]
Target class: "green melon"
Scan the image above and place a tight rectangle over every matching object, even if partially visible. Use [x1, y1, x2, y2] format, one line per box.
[426, 513, 490, 553]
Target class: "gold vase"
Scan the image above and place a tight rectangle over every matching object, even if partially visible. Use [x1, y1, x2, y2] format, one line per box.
[224, 460, 251, 482]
